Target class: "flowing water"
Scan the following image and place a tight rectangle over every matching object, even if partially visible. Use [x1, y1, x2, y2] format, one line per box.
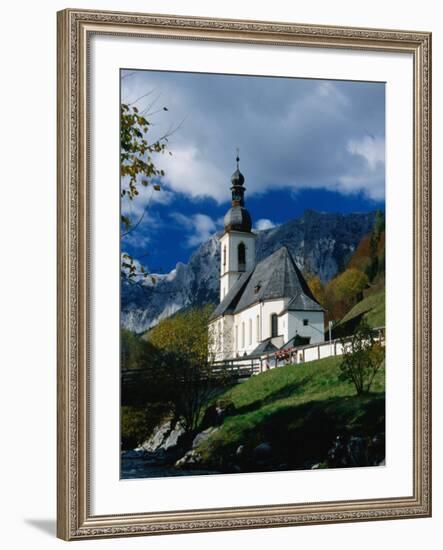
[121, 455, 220, 479]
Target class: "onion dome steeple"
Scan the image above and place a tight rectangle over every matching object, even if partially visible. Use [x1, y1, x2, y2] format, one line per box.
[230, 152, 245, 205]
[223, 151, 252, 233]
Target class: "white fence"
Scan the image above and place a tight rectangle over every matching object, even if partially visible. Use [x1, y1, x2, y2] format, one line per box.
[211, 327, 385, 378]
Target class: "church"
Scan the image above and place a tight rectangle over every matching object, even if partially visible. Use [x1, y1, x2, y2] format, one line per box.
[208, 157, 325, 362]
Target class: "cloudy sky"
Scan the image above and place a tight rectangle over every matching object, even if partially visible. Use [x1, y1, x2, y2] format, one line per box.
[121, 69, 385, 274]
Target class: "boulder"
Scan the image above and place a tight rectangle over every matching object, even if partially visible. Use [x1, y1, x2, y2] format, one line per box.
[235, 445, 245, 457]
[327, 433, 385, 468]
[192, 427, 218, 449]
[175, 449, 203, 468]
[253, 442, 272, 460]
[163, 424, 186, 451]
[200, 400, 235, 429]
[137, 420, 172, 452]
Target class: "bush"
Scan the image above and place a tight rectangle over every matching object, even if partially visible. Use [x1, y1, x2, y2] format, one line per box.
[339, 319, 385, 395]
[121, 406, 150, 450]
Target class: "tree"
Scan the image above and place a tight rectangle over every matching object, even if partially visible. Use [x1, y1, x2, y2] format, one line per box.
[323, 268, 369, 321]
[144, 305, 232, 433]
[339, 319, 385, 394]
[307, 275, 326, 306]
[366, 210, 385, 282]
[120, 101, 173, 285]
[332, 268, 369, 302]
[147, 305, 213, 366]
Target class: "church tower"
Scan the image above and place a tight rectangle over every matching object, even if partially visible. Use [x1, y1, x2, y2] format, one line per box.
[219, 154, 256, 302]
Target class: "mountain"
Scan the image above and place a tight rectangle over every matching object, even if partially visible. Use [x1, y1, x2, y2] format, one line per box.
[121, 210, 376, 333]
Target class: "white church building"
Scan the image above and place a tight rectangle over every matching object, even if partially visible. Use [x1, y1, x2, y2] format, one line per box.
[208, 157, 325, 362]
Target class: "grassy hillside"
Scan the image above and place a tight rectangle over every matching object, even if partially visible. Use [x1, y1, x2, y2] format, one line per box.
[334, 289, 385, 338]
[195, 356, 385, 471]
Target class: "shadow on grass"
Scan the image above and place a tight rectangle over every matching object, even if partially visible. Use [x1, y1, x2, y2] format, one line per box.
[234, 380, 305, 416]
[262, 392, 385, 464]
[205, 392, 385, 472]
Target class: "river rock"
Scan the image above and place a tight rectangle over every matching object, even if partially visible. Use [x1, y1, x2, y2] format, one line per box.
[192, 427, 218, 449]
[163, 424, 186, 450]
[137, 420, 172, 452]
[175, 449, 203, 468]
[253, 442, 272, 460]
[235, 445, 245, 457]
[200, 401, 235, 429]
[327, 433, 385, 468]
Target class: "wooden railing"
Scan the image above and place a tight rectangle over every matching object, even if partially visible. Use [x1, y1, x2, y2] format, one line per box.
[121, 327, 385, 387]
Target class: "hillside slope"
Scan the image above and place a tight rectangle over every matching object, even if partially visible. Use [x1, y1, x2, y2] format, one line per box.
[333, 289, 385, 338]
[193, 356, 385, 472]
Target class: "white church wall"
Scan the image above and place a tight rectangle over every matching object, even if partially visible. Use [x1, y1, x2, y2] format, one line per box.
[233, 302, 261, 357]
[286, 310, 325, 345]
[260, 299, 286, 340]
[208, 315, 235, 361]
[219, 230, 256, 300]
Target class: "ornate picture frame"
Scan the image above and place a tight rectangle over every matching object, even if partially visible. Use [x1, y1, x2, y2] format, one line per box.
[57, 8, 431, 540]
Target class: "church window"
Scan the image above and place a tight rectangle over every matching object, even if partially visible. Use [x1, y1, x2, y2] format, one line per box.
[241, 321, 245, 348]
[256, 315, 260, 341]
[235, 325, 238, 349]
[249, 319, 252, 345]
[271, 313, 278, 338]
[222, 245, 226, 271]
[303, 319, 309, 326]
[238, 242, 246, 272]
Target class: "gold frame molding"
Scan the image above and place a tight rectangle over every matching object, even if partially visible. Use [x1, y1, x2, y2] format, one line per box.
[57, 8, 432, 540]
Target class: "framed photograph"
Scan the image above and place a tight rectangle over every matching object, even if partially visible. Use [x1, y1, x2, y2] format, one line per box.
[57, 8, 432, 540]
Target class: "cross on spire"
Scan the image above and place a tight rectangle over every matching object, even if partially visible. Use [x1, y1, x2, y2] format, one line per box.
[236, 147, 240, 168]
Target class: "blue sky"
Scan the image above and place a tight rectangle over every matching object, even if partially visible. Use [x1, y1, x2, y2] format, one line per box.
[121, 69, 385, 274]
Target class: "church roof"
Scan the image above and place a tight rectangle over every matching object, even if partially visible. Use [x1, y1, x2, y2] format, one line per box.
[209, 246, 324, 321]
[248, 338, 279, 357]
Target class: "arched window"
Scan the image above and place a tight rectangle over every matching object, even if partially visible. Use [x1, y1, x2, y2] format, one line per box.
[271, 313, 278, 338]
[238, 242, 246, 272]
[248, 318, 252, 345]
[222, 245, 226, 271]
[241, 321, 245, 348]
[256, 314, 260, 341]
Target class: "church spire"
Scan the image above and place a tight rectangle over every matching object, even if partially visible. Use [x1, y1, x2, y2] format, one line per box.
[223, 152, 252, 233]
[230, 150, 245, 207]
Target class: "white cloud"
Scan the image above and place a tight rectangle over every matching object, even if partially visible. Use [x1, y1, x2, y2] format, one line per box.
[255, 218, 276, 231]
[170, 212, 218, 247]
[347, 135, 385, 170]
[121, 71, 385, 204]
[337, 135, 385, 200]
[158, 146, 227, 202]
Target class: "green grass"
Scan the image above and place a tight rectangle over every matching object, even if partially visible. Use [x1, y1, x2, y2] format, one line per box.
[196, 356, 385, 471]
[338, 289, 385, 329]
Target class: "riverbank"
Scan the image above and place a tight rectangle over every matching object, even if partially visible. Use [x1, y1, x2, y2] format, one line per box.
[121, 356, 385, 478]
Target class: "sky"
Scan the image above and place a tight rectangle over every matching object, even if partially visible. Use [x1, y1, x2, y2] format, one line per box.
[120, 69, 385, 274]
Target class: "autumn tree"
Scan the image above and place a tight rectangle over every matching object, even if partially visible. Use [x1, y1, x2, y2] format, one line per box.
[339, 319, 385, 394]
[324, 268, 369, 321]
[348, 211, 385, 283]
[147, 305, 213, 366]
[120, 100, 174, 285]
[307, 275, 326, 306]
[145, 305, 231, 433]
